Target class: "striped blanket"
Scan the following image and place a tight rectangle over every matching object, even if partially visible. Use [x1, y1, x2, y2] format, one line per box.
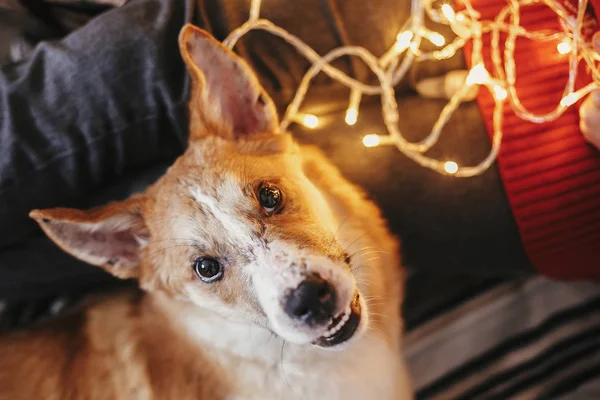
[406, 277, 600, 399]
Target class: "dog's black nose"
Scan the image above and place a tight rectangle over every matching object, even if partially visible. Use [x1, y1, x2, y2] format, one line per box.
[284, 274, 336, 325]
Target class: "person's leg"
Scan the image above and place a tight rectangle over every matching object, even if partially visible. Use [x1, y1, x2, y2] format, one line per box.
[0, 0, 194, 302]
[0, 163, 168, 303]
[0, 0, 194, 249]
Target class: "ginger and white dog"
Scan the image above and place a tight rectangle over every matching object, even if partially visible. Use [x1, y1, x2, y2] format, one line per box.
[0, 25, 412, 400]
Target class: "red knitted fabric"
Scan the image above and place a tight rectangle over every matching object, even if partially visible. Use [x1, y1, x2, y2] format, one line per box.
[460, 0, 600, 279]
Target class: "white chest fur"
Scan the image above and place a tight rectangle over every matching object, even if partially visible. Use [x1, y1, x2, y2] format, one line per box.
[180, 312, 412, 400]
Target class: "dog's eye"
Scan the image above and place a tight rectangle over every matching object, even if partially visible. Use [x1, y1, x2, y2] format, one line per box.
[193, 257, 223, 283]
[258, 185, 282, 213]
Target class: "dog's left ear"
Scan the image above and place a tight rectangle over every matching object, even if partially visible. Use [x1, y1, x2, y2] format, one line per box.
[179, 24, 279, 141]
[29, 196, 149, 280]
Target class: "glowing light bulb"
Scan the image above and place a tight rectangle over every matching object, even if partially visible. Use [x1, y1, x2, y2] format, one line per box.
[466, 64, 490, 85]
[441, 4, 456, 21]
[363, 134, 381, 148]
[492, 85, 508, 100]
[345, 108, 358, 126]
[557, 40, 572, 55]
[394, 31, 414, 53]
[300, 114, 319, 129]
[444, 161, 459, 174]
[429, 32, 446, 47]
[397, 30, 413, 42]
[560, 93, 578, 107]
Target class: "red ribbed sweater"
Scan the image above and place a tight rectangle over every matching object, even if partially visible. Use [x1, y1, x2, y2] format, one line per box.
[461, 0, 600, 279]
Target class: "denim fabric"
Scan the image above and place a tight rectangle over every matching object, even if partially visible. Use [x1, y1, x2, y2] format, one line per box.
[0, 0, 193, 249]
[0, 0, 193, 299]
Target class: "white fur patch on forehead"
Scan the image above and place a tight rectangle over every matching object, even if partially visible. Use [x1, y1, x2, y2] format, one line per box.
[188, 178, 256, 245]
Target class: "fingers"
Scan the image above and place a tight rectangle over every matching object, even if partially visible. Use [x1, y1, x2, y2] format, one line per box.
[593, 34, 600, 108]
[580, 91, 600, 149]
[578, 33, 600, 150]
[593, 32, 600, 53]
[593, 90, 600, 108]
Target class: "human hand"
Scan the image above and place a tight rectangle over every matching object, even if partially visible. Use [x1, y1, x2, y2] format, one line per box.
[579, 33, 600, 150]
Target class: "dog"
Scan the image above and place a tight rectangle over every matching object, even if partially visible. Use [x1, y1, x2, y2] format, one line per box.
[0, 24, 412, 400]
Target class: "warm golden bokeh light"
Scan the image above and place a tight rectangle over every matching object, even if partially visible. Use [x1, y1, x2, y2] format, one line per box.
[362, 134, 381, 148]
[345, 108, 358, 126]
[444, 161, 459, 174]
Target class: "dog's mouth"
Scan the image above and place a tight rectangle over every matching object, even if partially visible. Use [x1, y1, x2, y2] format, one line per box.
[313, 291, 361, 348]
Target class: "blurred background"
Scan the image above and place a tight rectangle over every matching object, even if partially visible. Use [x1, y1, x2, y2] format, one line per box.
[1, 1, 600, 398]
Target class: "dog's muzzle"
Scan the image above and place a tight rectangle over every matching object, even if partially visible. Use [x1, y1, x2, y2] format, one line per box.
[312, 291, 361, 348]
[283, 273, 361, 348]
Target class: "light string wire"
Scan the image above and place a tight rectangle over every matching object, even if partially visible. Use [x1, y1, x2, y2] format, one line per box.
[224, 0, 599, 177]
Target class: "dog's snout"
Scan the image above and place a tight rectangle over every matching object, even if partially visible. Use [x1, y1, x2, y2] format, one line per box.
[284, 274, 336, 325]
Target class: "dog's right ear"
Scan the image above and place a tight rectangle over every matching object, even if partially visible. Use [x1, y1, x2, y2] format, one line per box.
[29, 196, 149, 280]
[178, 24, 280, 141]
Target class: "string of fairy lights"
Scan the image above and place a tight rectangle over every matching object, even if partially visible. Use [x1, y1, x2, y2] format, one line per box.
[224, 0, 600, 177]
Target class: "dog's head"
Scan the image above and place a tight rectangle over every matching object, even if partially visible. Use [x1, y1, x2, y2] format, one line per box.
[30, 25, 368, 350]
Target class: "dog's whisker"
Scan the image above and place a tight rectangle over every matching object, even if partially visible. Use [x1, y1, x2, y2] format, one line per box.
[365, 303, 390, 311]
[362, 256, 383, 265]
[244, 156, 261, 185]
[363, 294, 389, 301]
[242, 153, 249, 187]
[346, 243, 378, 255]
[352, 264, 378, 274]
[352, 262, 377, 272]
[364, 297, 387, 303]
[367, 312, 394, 320]
[355, 247, 389, 256]
[353, 276, 369, 285]
[350, 249, 388, 258]
[350, 245, 383, 253]
[280, 341, 301, 399]
[367, 325, 393, 344]
[354, 279, 375, 288]
[353, 254, 386, 264]
[342, 231, 372, 254]
[327, 212, 354, 255]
